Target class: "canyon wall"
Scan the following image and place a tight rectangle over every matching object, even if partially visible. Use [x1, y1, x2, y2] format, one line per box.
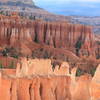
[0, 14, 96, 58]
[16, 58, 70, 76]
[0, 75, 72, 100]
[0, 58, 100, 100]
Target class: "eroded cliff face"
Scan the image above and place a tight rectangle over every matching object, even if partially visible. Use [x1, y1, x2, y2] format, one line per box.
[0, 58, 100, 100]
[90, 65, 100, 100]
[0, 58, 72, 100]
[0, 14, 96, 58]
[0, 75, 71, 100]
[16, 58, 70, 76]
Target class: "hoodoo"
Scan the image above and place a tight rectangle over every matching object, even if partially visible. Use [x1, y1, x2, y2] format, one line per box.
[0, 15, 96, 58]
[0, 58, 100, 100]
[0, 0, 99, 100]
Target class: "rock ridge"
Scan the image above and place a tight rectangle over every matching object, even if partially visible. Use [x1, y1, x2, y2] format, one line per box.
[0, 15, 96, 58]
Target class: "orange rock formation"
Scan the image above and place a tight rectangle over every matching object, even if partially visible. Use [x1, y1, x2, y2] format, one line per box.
[90, 64, 100, 100]
[0, 58, 100, 100]
[0, 14, 100, 100]
[16, 58, 70, 77]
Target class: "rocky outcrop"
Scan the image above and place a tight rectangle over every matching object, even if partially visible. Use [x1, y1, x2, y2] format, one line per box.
[90, 64, 100, 100]
[0, 15, 95, 58]
[95, 34, 100, 59]
[71, 74, 91, 100]
[16, 58, 70, 77]
[0, 74, 71, 100]
[0, 58, 100, 100]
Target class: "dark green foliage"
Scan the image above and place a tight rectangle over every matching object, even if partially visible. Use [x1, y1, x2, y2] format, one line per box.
[0, 11, 5, 15]
[0, 61, 3, 69]
[76, 41, 82, 49]
[2, 48, 9, 56]
[11, 54, 19, 59]
[75, 41, 83, 56]
[76, 68, 84, 77]
[29, 16, 36, 20]
[1, 47, 20, 59]
[89, 67, 96, 77]
[76, 67, 97, 77]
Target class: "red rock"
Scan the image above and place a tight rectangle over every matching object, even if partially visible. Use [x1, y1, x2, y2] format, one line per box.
[11, 79, 17, 100]
[2, 69, 16, 76]
[17, 78, 32, 100]
[0, 72, 71, 100]
[0, 15, 97, 58]
[31, 77, 41, 100]
[0, 59, 100, 100]
[0, 76, 12, 100]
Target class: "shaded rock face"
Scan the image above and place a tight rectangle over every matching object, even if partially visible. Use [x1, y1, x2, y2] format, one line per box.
[95, 35, 100, 59]
[0, 15, 96, 58]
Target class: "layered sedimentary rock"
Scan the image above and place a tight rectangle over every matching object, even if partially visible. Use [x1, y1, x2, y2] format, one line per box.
[95, 34, 100, 59]
[0, 76, 72, 100]
[0, 14, 96, 58]
[16, 58, 70, 77]
[0, 58, 100, 100]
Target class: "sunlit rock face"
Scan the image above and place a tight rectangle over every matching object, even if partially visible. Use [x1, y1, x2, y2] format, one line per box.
[16, 58, 53, 76]
[71, 74, 91, 100]
[16, 58, 70, 77]
[0, 14, 97, 58]
[0, 58, 100, 100]
[0, 60, 72, 100]
[0, 76, 72, 100]
[90, 64, 100, 100]
[0, 58, 72, 100]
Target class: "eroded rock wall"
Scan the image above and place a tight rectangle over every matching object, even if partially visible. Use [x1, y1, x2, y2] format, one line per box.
[0, 15, 96, 57]
[16, 58, 70, 77]
[0, 75, 71, 100]
[0, 59, 100, 100]
[90, 65, 100, 100]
